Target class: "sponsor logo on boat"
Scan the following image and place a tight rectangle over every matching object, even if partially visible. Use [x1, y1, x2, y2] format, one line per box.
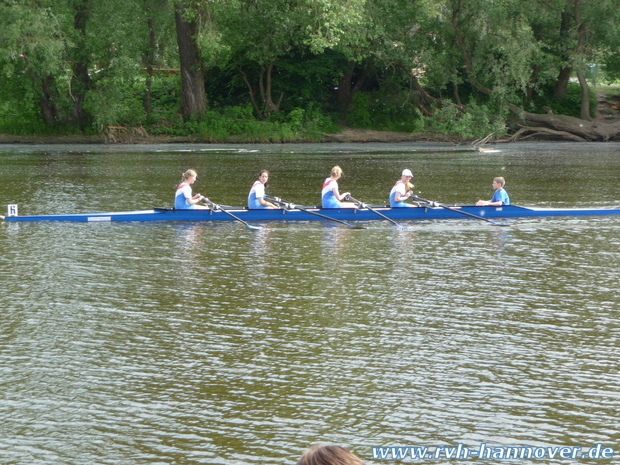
[88, 216, 112, 222]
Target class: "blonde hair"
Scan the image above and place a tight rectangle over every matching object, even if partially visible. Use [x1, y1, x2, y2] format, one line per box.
[182, 169, 197, 182]
[493, 176, 505, 187]
[296, 445, 365, 465]
[331, 166, 344, 177]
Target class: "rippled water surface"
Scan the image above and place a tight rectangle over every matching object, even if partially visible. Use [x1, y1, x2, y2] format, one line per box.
[1, 142, 619, 464]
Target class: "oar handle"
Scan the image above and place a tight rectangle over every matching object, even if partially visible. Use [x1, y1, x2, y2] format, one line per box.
[409, 195, 439, 207]
[410, 195, 509, 227]
[203, 198, 226, 211]
[202, 198, 231, 211]
[345, 195, 366, 208]
[265, 196, 365, 229]
[345, 195, 411, 230]
[265, 196, 294, 209]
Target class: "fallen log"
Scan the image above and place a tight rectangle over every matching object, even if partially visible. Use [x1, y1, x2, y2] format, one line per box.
[508, 104, 620, 141]
[508, 126, 588, 142]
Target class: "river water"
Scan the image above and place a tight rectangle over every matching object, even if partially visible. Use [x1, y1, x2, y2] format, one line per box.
[1, 142, 618, 464]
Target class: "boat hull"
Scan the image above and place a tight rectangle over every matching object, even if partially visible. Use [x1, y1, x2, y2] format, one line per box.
[3, 205, 620, 223]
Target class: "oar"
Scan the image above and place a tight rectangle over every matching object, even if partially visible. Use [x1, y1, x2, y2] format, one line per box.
[345, 196, 413, 230]
[265, 196, 365, 229]
[202, 198, 262, 230]
[410, 195, 510, 227]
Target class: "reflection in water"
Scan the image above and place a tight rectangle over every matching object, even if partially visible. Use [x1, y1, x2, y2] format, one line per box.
[320, 223, 357, 254]
[0, 143, 619, 465]
[248, 223, 275, 266]
[174, 222, 206, 249]
[487, 223, 512, 250]
[246, 224, 277, 297]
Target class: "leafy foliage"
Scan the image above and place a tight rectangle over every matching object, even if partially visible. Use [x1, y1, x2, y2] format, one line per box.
[421, 102, 507, 140]
[526, 83, 597, 119]
[0, 0, 617, 140]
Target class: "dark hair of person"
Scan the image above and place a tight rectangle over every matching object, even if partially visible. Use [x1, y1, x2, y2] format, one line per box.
[258, 169, 269, 187]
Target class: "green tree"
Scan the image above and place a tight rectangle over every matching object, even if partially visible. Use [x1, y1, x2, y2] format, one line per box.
[85, 0, 178, 127]
[0, 0, 67, 127]
[213, 0, 301, 117]
[213, 0, 372, 117]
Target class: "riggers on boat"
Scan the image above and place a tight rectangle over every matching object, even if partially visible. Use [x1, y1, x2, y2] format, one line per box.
[3, 203, 620, 223]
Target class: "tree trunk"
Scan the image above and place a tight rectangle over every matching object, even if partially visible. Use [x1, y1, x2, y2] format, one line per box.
[71, 0, 91, 130]
[553, 5, 574, 99]
[259, 62, 283, 117]
[574, 0, 591, 121]
[452, 82, 462, 106]
[39, 74, 58, 126]
[526, 65, 540, 101]
[237, 66, 261, 116]
[71, 61, 90, 129]
[336, 61, 367, 113]
[337, 62, 355, 112]
[174, 2, 206, 120]
[410, 74, 441, 115]
[577, 69, 591, 121]
[143, 16, 157, 117]
[554, 67, 572, 99]
[238, 64, 283, 119]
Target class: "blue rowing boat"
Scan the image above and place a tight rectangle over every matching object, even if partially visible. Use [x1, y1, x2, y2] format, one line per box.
[3, 204, 620, 223]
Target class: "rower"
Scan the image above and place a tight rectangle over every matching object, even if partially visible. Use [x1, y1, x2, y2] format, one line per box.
[175, 169, 210, 210]
[389, 169, 416, 207]
[476, 177, 510, 206]
[321, 166, 356, 208]
[248, 170, 278, 209]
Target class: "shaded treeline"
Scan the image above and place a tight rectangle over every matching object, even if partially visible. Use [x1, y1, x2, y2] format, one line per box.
[1, 0, 619, 141]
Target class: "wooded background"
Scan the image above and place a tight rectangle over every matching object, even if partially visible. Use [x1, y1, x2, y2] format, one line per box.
[1, 0, 619, 141]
